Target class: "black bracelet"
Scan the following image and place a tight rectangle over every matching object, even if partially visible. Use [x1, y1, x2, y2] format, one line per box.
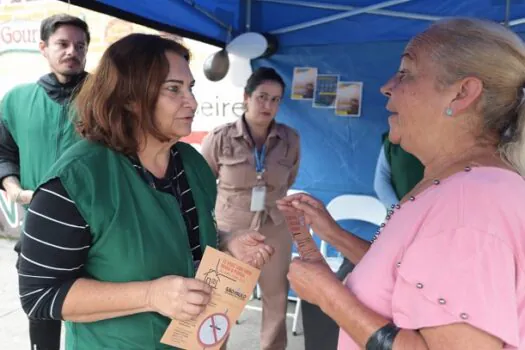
[365, 323, 401, 350]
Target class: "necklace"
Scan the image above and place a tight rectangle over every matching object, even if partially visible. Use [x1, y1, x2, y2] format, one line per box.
[371, 165, 473, 243]
[370, 144, 514, 244]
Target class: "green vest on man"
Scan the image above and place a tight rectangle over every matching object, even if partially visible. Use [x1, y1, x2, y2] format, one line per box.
[382, 133, 424, 199]
[1, 81, 80, 191]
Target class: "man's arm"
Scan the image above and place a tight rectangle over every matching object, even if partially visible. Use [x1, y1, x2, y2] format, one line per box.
[0, 119, 23, 200]
[373, 147, 399, 208]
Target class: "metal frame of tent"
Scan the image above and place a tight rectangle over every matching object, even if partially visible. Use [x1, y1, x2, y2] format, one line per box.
[60, 0, 521, 48]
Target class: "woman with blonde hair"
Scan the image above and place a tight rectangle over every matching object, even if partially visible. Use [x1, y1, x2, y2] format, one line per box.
[279, 18, 525, 349]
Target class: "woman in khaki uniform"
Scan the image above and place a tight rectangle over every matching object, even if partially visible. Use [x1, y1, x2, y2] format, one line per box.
[201, 67, 300, 350]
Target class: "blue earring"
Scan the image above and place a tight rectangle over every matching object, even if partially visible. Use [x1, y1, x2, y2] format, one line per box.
[445, 107, 453, 116]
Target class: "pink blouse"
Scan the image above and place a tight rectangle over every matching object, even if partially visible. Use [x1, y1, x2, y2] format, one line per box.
[338, 167, 525, 349]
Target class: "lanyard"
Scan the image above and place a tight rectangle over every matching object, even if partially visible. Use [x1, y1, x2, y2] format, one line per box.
[243, 116, 268, 178]
[254, 144, 267, 175]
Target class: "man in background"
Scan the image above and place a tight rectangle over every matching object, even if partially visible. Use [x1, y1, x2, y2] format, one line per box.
[0, 13, 90, 350]
[374, 132, 424, 208]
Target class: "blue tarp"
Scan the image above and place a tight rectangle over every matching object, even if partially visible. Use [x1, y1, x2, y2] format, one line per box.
[62, 0, 525, 243]
[64, 0, 525, 46]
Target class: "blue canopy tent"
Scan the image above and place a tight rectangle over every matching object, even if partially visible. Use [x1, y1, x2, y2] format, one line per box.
[60, 0, 525, 244]
[59, 0, 525, 47]
[54, 2, 525, 344]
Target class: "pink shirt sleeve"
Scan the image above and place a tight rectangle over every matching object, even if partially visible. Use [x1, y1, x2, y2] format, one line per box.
[392, 226, 520, 347]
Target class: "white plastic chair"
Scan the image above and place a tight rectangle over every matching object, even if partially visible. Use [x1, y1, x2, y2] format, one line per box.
[326, 194, 387, 226]
[321, 194, 387, 270]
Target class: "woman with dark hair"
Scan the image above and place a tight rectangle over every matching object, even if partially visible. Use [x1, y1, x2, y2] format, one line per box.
[17, 33, 274, 349]
[201, 67, 301, 350]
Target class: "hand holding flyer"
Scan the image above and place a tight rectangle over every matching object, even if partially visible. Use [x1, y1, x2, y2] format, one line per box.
[283, 213, 327, 264]
[161, 247, 260, 349]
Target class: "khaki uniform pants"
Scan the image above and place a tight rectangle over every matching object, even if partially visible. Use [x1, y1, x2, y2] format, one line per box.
[219, 213, 292, 350]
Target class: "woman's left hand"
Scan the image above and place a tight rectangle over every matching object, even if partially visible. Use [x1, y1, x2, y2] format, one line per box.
[226, 230, 274, 269]
[287, 258, 339, 306]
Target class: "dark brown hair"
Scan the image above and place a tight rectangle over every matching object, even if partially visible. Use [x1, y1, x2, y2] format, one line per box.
[41, 13, 90, 44]
[244, 67, 285, 96]
[75, 33, 190, 155]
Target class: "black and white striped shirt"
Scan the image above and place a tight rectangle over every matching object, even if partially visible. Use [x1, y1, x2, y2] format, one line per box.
[18, 145, 202, 320]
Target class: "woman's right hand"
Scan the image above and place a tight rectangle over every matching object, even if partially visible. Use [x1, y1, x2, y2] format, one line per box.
[146, 276, 212, 321]
[15, 189, 34, 205]
[276, 193, 339, 242]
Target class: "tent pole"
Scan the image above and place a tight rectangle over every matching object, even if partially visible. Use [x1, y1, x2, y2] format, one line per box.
[257, 0, 440, 21]
[505, 0, 511, 27]
[182, 0, 232, 31]
[269, 0, 413, 34]
[509, 17, 525, 26]
[246, 0, 252, 31]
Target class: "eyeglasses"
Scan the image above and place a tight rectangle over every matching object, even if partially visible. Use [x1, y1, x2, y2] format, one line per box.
[255, 93, 281, 105]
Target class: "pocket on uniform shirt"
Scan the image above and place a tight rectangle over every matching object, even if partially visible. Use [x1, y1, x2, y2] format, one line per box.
[218, 156, 253, 188]
[264, 157, 295, 188]
[277, 158, 294, 168]
[220, 156, 249, 166]
[215, 200, 254, 231]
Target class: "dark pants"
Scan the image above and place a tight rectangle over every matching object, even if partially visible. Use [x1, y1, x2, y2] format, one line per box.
[302, 258, 355, 350]
[29, 319, 61, 350]
[16, 241, 62, 350]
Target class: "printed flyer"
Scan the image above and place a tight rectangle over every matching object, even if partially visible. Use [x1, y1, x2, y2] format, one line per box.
[291, 67, 317, 100]
[313, 74, 339, 108]
[161, 247, 260, 349]
[284, 213, 326, 264]
[335, 81, 363, 117]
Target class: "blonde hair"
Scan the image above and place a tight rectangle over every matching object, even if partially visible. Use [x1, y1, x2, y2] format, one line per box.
[416, 18, 525, 174]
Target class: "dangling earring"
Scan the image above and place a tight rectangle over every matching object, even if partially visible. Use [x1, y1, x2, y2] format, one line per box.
[445, 107, 453, 117]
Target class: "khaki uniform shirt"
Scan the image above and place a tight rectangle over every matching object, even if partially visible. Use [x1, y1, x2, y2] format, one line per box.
[201, 118, 300, 231]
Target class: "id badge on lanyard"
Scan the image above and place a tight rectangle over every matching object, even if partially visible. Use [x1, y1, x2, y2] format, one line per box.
[251, 145, 267, 212]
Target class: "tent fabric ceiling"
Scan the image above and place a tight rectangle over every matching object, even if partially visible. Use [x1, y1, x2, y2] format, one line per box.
[62, 0, 525, 47]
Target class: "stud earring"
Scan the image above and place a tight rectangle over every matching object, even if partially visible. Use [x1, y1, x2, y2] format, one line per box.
[445, 107, 453, 116]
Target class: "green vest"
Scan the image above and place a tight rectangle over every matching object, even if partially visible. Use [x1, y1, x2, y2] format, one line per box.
[1, 83, 79, 190]
[43, 140, 218, 350]
[382, 135, 425, 199]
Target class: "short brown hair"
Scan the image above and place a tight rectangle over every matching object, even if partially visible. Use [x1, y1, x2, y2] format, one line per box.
[41, 13, 90, 44]
[75, 33, 190, 155]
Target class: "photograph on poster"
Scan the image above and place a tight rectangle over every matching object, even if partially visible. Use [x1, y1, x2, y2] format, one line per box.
[291, 67, 317, 100]
[313, 74, 339, 108]
[335, 81, 363, 117]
